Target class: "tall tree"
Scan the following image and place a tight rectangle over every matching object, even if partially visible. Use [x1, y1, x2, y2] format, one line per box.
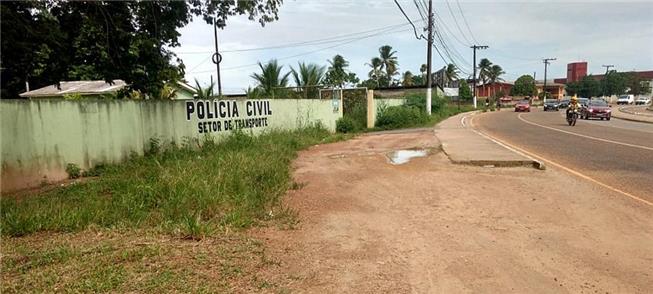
[420, 63, 428, 85]
[487, 65, 505, 97]
[602, 70, 627, 96]
[290, 62, 325, 98]
[477, 58, 493, 96]
[511, 75, 537, 97]
[378, 45, 399, 86]
[251, 59, 290, 97]
[402, 71, 414, 87]
[365, 57, 384, 87]
[1, 0, 284, 99]
[578, 75, 601, 98]
[459, 79, 473, 101]
[324, 55, 352, 88]
[445, 63, 459, 87]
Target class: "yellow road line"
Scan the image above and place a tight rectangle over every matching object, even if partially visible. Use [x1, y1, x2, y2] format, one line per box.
[518, 113, 653, 151]
[472, 113, 653, 207]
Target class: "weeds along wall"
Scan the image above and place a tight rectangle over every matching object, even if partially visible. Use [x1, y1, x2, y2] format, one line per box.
[1, 99, 341, 192]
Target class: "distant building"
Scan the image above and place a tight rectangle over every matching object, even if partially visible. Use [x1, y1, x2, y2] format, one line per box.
[475, 81, 513, 98]
[535, 80, 565, 100]
[554, 62, 653, 95]
[554, 62, 588, 84]
[19, 80, 127, 99]
[172, 81, 197, 100]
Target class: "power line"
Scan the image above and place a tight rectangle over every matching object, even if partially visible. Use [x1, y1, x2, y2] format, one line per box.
[189, 26, 413, 73]
[443, 0, 473, 45]
[413, 0, 427, 23]
[433, 10, 470, 47]
[393, 0, 426, 40]
[455, 0, 480, 44]
[177, 21, 421, 55]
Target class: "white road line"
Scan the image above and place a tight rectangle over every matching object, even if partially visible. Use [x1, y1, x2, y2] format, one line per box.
[518, 113, 653, 151]
[473, 113, 652, 207]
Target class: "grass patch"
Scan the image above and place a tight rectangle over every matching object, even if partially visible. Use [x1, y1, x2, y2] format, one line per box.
[1, 125, 346, 238]
[1, 228, 290, 293]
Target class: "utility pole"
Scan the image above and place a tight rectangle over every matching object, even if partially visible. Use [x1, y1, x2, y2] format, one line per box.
[542, 58, 556, 103]
[470, 45, 488, 108]
[425, 0, 434, 115]
[602, 64, 614, 98]
[212, 18, 224, 97]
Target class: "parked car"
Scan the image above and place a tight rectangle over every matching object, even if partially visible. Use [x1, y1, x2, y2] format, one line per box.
[635, 97, 651, 105]
[543, 100, 559, 111]
[514, 100, 531, 112]
[581, 99, 611, 120]
[617, 94, 635, 105]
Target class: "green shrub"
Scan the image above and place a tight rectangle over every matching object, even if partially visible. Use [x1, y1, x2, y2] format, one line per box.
[336, 117, 357, 133]
[376, 105, 429, 130]
[65, 163, 81, 179]
[405, 93, 447, 113]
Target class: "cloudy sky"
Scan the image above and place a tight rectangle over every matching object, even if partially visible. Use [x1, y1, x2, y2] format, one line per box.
[172, 0, 653, 94]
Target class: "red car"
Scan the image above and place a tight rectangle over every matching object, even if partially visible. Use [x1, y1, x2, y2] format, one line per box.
[514, 100, 531, 112]
[581, 99, 611, 120]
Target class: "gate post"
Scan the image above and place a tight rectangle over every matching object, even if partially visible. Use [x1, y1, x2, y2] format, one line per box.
[366, 89, 375, 128]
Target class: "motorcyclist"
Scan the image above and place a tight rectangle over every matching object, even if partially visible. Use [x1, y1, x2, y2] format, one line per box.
[566, 95, 580, 118]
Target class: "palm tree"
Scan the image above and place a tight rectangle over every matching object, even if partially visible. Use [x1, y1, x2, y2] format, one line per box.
[365, 57, 384, 86]
[478, 58, 493, 97]
[487, 64, 505, 97]
[159, 82, 177, 100]
[193, 79, 214, 99]
[379, 45, 399, 85]
[445, 63, 459, 87]
[402, 71, 414, 87]
[325, 55, 350, 88]
[420, 64, 428, 86]
[251, 59, 291, 97]
[290, 62, 326, 98]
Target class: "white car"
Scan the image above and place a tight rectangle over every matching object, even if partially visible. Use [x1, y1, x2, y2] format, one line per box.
[617, 94, 635, 105]
[635, 97, 651, 105]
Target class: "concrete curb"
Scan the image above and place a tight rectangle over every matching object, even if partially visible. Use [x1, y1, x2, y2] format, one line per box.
[612, 115, 653, 125]
[435, 112, 545, 170]
[612, 106, 653, 124]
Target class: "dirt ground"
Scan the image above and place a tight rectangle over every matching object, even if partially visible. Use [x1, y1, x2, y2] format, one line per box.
[254, 130, 653, 293]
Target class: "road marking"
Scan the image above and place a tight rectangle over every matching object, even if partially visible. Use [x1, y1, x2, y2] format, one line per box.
[552, 111, 653, 134]
[467, 114, 545, 169]
[518, 113, 653, 151]
[473, 113, 653, 207]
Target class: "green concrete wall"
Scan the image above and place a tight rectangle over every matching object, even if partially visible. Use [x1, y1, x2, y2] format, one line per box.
[1, 99, 340, 192]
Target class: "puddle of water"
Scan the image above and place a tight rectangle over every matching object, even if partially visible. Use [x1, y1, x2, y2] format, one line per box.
[387, 149, 428, 165]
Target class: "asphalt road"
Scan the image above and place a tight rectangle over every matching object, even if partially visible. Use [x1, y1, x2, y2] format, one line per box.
[473, 108, 653, 204]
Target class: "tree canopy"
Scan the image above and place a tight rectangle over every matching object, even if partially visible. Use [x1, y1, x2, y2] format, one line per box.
[1, 0, 283, 98]
[511, 75, 537, 96]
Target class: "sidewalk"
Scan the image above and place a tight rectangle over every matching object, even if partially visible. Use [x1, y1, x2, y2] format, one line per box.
[434, 112, 544, 169]
[611, 105, 653, 124]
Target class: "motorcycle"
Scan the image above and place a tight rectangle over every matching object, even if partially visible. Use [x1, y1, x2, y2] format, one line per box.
[566, 109, 578, 126]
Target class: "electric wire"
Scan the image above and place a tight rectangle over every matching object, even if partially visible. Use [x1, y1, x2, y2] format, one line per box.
[189, 26, 413, 73]
[393, 0, 426, 40]
[455, 0, 480, 44]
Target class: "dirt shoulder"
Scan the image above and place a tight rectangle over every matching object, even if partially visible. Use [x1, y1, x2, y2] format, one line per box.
[255, 130, 653, 293]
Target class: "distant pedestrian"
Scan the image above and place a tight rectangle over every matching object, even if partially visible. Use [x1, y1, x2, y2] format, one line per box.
[496, 98, 501, 111]
[485, 98, 490, 109]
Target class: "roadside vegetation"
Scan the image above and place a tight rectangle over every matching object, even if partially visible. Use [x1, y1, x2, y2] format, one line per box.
[1, 126, 350, 292]
[375, 94, 474, 130]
